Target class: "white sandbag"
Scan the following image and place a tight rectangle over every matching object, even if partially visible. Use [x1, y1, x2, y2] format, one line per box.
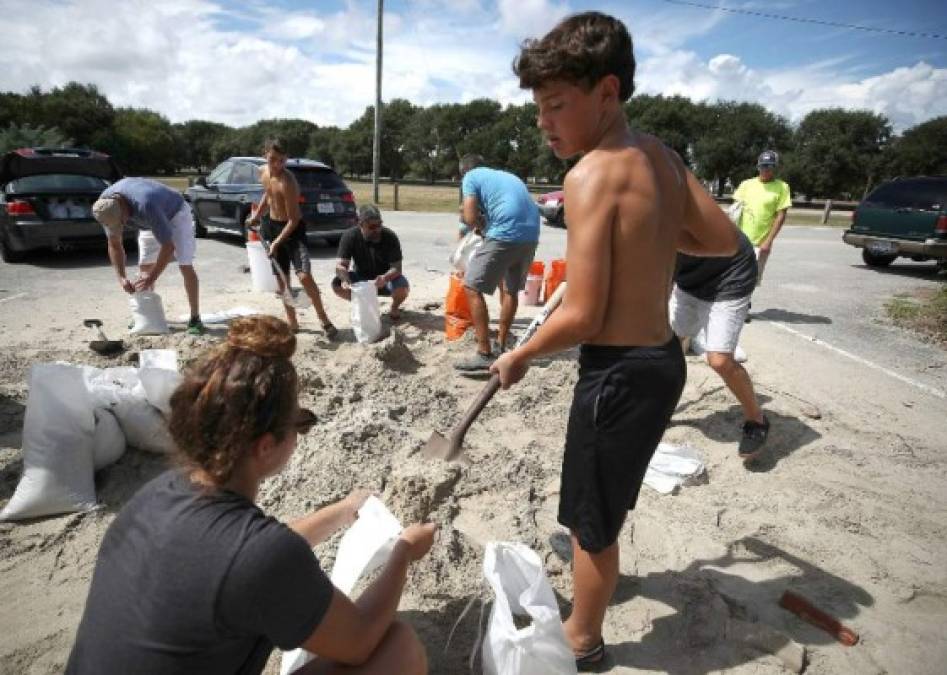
[643, 442, 705, 495]
[1, 364, 97, 521]
[280, 497, 403, 675]
[350, 281, 383, 344]
[450, 231, 484, 275]
[112, 398, 175, 454]
[92, 408, 126, 471]
[130, 291, 169, 335]
[482, 542, 577, 675]
[83, 366, 141, 409]
[727, 200, 743, 225]
[138, 350, 181, 416]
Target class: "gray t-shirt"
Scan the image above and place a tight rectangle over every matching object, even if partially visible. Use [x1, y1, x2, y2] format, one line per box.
[66, 470, 333, 675]
[674, 230, 758, 302]
[98, 177, 186, 244]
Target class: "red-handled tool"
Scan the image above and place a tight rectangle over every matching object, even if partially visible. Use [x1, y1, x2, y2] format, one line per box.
[779, 590, 859, 646]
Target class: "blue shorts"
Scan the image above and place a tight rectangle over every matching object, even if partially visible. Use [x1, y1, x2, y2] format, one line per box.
[332, 271, 409, 297]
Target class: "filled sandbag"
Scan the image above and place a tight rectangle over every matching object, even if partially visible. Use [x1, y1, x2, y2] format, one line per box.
[130, 291, 169, 335]
[92, 408, 126, 471]
[1, 364, 97, 521]
[350, 281, 383, 344]
[112, 398, 175, 454]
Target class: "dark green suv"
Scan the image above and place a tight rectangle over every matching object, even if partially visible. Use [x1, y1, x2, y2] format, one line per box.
[843, 176, 947, 270]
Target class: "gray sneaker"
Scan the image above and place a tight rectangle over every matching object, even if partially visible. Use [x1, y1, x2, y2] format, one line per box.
[738, 417, 769, 462]
[454, 351, 496, 372]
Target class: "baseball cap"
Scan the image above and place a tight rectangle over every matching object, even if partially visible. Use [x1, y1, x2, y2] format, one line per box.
[92, 197, 124, 228]
[757, 150, 778, 168]
[357, 204, 382, 223]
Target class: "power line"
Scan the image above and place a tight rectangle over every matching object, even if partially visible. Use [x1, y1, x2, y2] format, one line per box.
[662, 0, 947, 41]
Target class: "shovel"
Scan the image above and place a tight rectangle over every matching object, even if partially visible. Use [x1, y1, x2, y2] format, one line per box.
[248, 223, 311, 309]
[423, 281, 567, 462]
[83, 319, 124, 356]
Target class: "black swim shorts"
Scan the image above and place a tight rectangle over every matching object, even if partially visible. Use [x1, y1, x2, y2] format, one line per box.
[263, 218, 312, 278]
[558, 338, 686, 553]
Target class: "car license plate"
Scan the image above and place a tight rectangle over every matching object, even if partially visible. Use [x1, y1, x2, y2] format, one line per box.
[868, 240, 897, 254]
[317, 202, 335, 214]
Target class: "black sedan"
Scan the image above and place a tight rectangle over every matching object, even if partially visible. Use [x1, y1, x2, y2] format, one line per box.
[185, 157, 357, 243]
[0, 147, 132, 262]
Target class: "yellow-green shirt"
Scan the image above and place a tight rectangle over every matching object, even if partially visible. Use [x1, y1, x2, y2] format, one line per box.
[734, 177, 791, 245]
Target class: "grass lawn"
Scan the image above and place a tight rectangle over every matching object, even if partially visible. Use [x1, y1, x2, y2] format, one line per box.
[886, 286, 947, 346]
[347, 181, 462, 212]
[785, 211, 853, 227]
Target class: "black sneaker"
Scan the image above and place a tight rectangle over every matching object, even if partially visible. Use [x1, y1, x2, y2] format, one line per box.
[738, 417, 769, 461]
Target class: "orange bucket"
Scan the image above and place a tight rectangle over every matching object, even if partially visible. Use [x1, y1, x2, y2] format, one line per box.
[545, 258, 566, 301]
[444, 274, 472, 341]
[521, 260, 544, 305]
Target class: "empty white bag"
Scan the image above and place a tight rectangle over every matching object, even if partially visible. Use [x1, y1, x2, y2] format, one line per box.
[280, 497, 403, 675]
[130, 291, 169, 335]
[482, 542, 577, 675]
[450, 231, 484, 275]
[643, 442, 705, 495]
[350, 281, 383, 344]
[138, 349, 181, 416]
[1, 364, 97, 521]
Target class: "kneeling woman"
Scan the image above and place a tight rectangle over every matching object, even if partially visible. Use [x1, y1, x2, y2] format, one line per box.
[67, 315, 435, 674]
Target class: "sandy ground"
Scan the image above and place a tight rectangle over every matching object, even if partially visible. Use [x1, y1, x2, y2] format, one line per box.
[1, 263, 946, 675]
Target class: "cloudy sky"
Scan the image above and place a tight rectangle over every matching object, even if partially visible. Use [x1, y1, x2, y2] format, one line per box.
[2, 0, 945, 132]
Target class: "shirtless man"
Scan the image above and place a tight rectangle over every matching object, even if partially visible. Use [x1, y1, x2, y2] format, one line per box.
[495, 12, 739, 670]
[247, 138, 337, 337]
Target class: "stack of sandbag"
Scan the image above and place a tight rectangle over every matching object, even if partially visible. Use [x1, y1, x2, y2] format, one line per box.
[0, 351, 181, 521]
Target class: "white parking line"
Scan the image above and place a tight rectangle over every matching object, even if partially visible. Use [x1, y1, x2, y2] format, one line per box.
[0, 292, 26, 305]
[771, 322, 946, 400]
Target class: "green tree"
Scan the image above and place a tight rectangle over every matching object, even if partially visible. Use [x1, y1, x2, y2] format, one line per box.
[307, 126, 341, 167]
[25, 82, 115, 149]
[105, 108, 177, 175]
[884, 116, 947, 178]
[784, 108, 891, 199]
[692, 101, 791, 195]
[627, 94, 707, 166]
[379, 98, 418, 179]
[174, 120, 232, 172]
[0, 123, 72, 153]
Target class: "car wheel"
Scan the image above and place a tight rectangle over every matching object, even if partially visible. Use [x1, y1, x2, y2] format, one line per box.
[0, 232, 26, 263]
[193, 212, 208, 238]
[862, 249, 897, 267]
[554, 207, 566, 228]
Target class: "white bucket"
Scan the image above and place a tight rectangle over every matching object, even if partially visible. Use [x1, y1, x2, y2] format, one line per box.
[246, 241, 277, 293]
[519, 274, 543, 306]
[129, 291, 169, 335]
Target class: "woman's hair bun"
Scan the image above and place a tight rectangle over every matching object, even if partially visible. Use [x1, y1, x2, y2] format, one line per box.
[226, 315, 296, 359]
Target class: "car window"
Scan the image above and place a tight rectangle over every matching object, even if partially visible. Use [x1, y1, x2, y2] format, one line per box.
[207, 162, 233, 185]
[8, 174, 109, 193]
[866, 180, 946, 211]
[292, 169, 347, 190]
[231, 162, 260, 185]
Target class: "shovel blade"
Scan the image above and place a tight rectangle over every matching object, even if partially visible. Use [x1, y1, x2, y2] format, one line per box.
[422, 430, 462, 462]
[90, 340, 124, 356]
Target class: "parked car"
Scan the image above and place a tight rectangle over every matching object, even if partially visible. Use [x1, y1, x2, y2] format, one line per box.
[536, 189, 565, 227]
[185, 157, 357, 243]
[0, 147, 130, 263]
[843, 176, 947, 270]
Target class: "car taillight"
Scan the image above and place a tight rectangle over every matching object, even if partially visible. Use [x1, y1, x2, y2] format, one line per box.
[936, 215, 947, 235]
[6, 200, 36, 216]
[341, 192, 355, 203]
[298, 195, 306, 204]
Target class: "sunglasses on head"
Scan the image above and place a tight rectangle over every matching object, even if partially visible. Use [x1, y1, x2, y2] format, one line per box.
[294, 408, 317, 435]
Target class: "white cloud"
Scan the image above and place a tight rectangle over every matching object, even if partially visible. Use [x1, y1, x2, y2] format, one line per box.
[0, 0, 941, 134]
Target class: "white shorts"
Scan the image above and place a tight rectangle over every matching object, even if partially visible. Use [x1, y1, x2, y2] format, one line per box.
[137, 204, 196, 266]
[753, 247, 769, 286]
[670, 287, 750, 354]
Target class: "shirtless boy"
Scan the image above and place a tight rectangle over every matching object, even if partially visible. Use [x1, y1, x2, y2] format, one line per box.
[494, 12, 740, 669]
[247, 138, 337, 337]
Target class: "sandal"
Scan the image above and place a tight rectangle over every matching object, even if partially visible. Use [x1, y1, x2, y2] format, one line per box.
[389, 309, 402, 322]
[321, 322, 338, 339]
[575, 638, 607, 672]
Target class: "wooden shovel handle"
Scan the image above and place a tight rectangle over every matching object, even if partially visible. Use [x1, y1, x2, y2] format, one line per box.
[452, 374, 501, 441]
[779, 590, 859, 646]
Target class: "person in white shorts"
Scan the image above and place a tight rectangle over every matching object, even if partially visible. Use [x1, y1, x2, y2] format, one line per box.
[92, 178, 204, 335]
[671, 230, 768, 462]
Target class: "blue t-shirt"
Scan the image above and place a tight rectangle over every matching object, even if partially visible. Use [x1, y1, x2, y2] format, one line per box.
[99, 178, 185, 244]
[461, 167, 540, 243]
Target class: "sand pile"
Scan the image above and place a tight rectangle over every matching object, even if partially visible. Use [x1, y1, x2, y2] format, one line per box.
[2, 297, 947, 674]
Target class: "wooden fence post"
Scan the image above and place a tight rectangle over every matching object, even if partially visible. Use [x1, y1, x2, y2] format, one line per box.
[394, 182, 399, 211]
[821, 199, 833, 225]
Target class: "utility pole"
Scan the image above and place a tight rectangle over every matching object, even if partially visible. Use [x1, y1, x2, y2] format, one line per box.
[372, 0, 383, 205]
